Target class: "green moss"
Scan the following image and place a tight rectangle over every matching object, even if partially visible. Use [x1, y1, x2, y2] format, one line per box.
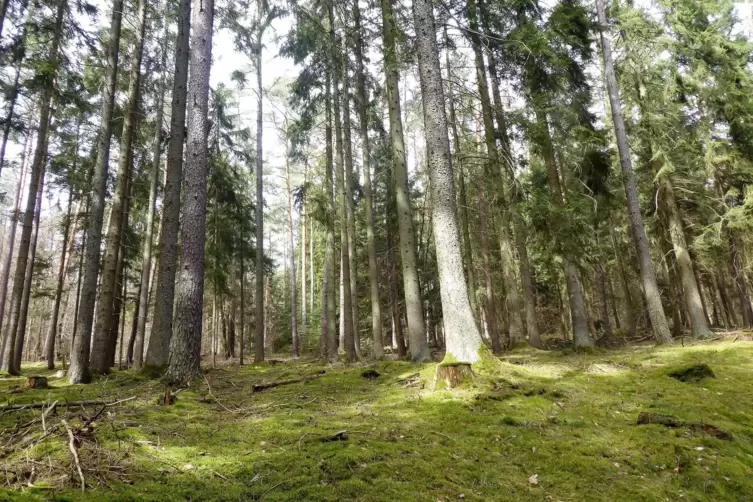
[2, 340, 753, 501]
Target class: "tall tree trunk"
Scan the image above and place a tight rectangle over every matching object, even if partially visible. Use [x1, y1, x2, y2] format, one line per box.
[91, 0, 147, 374]
[466, 0, 524, 345]
[133, 45, 166, 371]
[381, 0, 428, 362]
[412, 0, 484, 367]
[657, 177, 710, 338]
[253, 1, 266, 363]
[147, 0, 190, 369]
[386, 214, 406, 358]
[300, 169, 307, 345]
[45, 185, 76, 369]
[321, 74, 337, 362]
[594, 228, 612, 337]
[12, 163, 45, 369]
[353, 0, 382, 359]
[536, 109, 592, 348]
[285, 137, 299, 358]
[2, 0, 65, 375]
[730, 237, 753, 328]
[342, 57, 359, 358]
[596, 0, 672, 344]
[443, 25, 479, 327]
[164, 0, 214, 387]
[329, 8, 355, 363]
[70, 0, 123, 383]
[478, 181, 500, 353]
[477, 0, 540, 347]
[0, 130, 30, 358]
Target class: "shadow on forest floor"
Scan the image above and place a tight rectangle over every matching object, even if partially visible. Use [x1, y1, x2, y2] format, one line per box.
[2, 336, 753, 501]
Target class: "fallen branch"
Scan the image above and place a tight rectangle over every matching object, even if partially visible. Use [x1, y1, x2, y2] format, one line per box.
[0, 396, 136, 413]
[252, 371, 325, 392]
[62, 419, 85, 492]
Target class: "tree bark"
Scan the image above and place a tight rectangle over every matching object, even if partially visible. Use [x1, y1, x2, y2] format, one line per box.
[285, 134, 299, 358]
[3, 0, 65, 375]
[164, 0, 214, 387]
[478, 181, 500, 353]
[91, 0, 147, 374]
[596, 0, 672, 344]
[147, 0, 191, 369]
[466, 0, 524, 345]
[381, 0, 428, 362]
[70, 0, 123, 383]
[253, 1, 266, 363]
[413, 0, 484, 364]
[45, 185, 77, 369]
[353, 0, 382, 359]
[12, 162, 45, 370]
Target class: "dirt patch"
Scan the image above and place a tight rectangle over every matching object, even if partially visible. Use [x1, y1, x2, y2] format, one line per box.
[668, 364, 715, 383]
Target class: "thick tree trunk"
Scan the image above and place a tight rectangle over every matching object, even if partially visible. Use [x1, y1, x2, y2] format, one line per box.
[381, 0, 428, 362]
[353, 0, 382, 359]
[253, 1, 266, 363]
[12, 165, 45, 370]
[730, 237, 753, 328]
[413, 0, 484, 366]
[386, 216, 406, 358]
[0, 132, 30, 359]
[70, 0, 123, 383]
[164, 0, 214, 387]
[597, 0, 672, 344]
[322, 74, 337, 363]
[147, 0, 190, 370]
[3, 0, 65, 375]
[91, 0, 147, 374]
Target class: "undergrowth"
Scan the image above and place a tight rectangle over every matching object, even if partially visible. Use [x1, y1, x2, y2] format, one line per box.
[1, 339, 752, 501]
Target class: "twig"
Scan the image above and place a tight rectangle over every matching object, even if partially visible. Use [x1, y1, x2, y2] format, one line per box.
[203, 375, 242, 413]
[252, 371, 326, 392]
[61, 419, 85, 492]
[41, 401, 58, 432]
[0, 396, 136, 413]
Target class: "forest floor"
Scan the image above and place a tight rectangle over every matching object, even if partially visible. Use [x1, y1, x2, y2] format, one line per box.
[1, 336, 753, 501]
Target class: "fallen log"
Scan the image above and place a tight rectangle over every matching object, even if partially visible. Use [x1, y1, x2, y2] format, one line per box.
[0, 396, 137, 413]
[252, 371, 325, 392]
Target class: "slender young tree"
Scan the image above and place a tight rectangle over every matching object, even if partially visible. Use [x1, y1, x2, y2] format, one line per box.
[352, 0, 383, 359]
[164, 0, 215, 387]
[69, 0, 125, 383]
[146, 0, 191, 369]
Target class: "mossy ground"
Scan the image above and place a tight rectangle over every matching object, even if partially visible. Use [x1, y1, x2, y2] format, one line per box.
[2, 338, 753, 501]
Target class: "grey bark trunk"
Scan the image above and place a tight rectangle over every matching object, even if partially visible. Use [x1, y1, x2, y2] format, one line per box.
[322, 73, 337, 363]
[69, 0, 123, 383]
[254, 2, 265, 363]
[285, 140, 299, 358]
[146, 0, 191, 369]
[478, 182, 500, 353]
[330, 3, 354, 362]
[353, 0, 382, 359]
[412, 0, 484, 364]
[164, 0, 214, 387]
[133, 61, 165, 371]
[45, 185, 77, 369]
[596, 0, 672, 344]
[91, 0, 147, 374]
[3, 0, 65, 374]
[342, 65, 359, 358]
[381, 0, 428, 362]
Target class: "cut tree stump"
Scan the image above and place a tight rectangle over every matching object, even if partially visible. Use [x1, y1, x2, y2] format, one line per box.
[25, 376, 49, 389]
[433, 364, 474, 390]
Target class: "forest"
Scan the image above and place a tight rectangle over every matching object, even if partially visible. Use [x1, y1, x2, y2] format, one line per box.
[1, 0, 753, 499]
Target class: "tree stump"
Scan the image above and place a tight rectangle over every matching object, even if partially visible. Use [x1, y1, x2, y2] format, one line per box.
[433, 364, 474, 390]
[158, 389, 176, 406]
[25, 376, 49, 389]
